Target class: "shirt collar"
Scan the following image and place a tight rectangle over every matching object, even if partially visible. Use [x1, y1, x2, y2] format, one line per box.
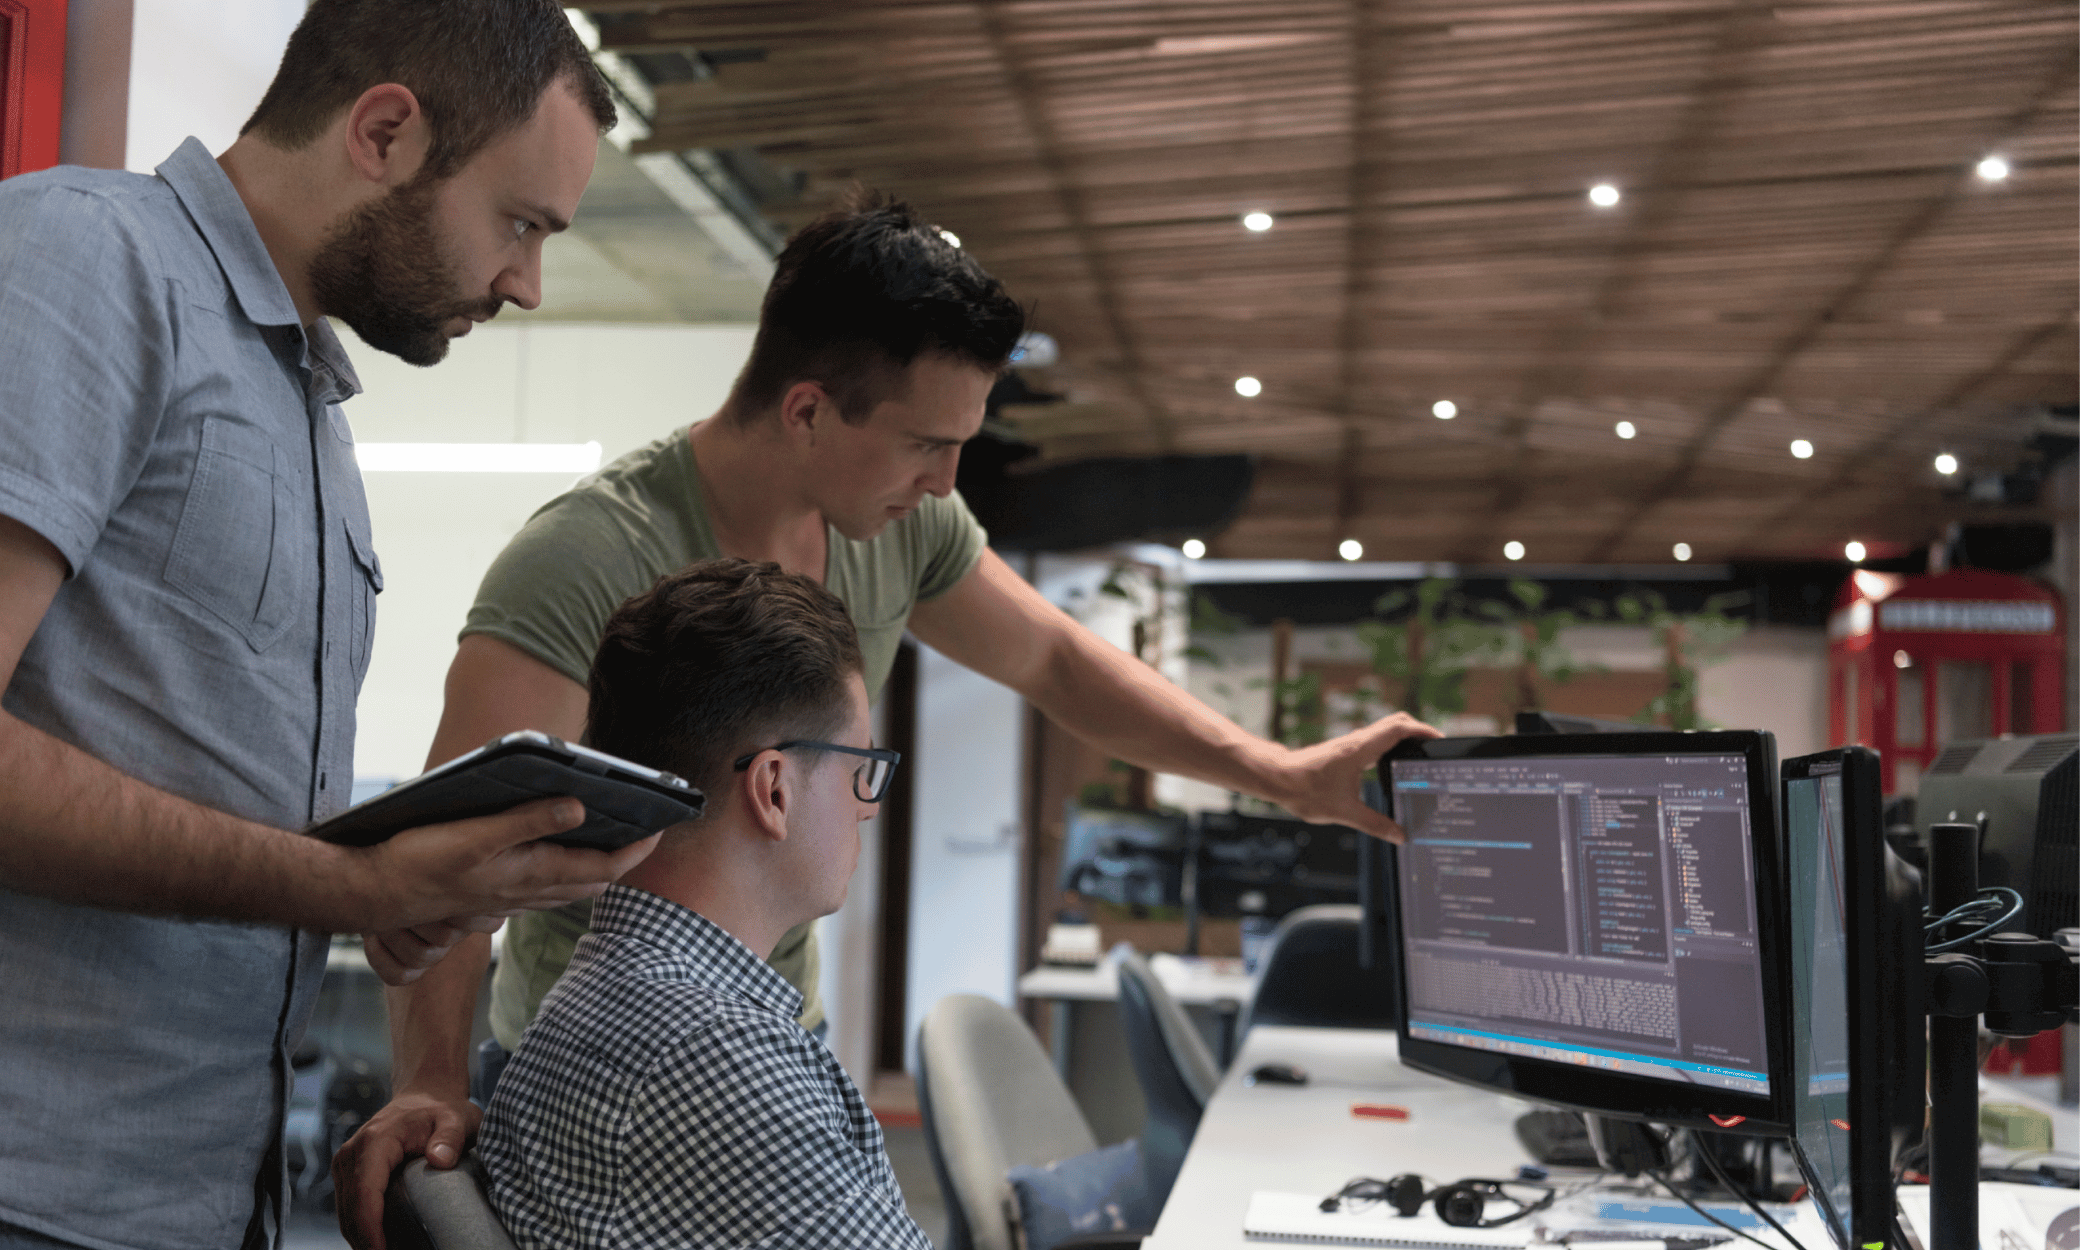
[156, 138, 302, 330]
[591, 884, 806, 1023]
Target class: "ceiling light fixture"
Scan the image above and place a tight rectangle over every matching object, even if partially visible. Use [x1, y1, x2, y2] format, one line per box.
[1844, 540, 1867, 563]
[1589, 183, 1621, 207]
[1976, 156, 2010, 182]
[1790, 439, 1815, 459]
[1432, 399, 1457, 420]
[1934, 452, 1959, 476]
[1615, 420, 1637, 439]
[1339, 538, 1364, 561]
[1672, 542, 1692, 562]
[1242, 211, 1274, 232]
[355, 442, 604, 474]
[1234, 376, 1263, 397]
[1182, 538, 1207, 559]
[1503, 541, 1526, 561]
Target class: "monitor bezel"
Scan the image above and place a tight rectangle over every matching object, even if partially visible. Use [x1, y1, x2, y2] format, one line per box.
[1783, 745, 1920, 1250]
[1380, 730, 1792, 1135]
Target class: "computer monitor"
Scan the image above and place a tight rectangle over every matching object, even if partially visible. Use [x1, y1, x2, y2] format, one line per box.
[1379, 731, 1792, 1134]
[1058, 803, 1187, 911]
[1194, 811, 1363, 919]
[1915, 733, 2077, 938]
[1783, 747, 1925, 1250]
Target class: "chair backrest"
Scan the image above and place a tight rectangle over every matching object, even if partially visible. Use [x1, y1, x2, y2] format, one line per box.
[382, 1154, 520, 1250]
[1240, 903, 1398, 1035]
[1112, 948, 1221, 1205]
[916, 994, 1100, 1250]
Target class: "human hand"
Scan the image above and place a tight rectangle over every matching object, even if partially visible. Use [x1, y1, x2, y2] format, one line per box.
[347, 798, 659, 946]
[332, 1087, 483, 1250]
[1276, 711, 1442, 842]
[361, 914, 503, 986]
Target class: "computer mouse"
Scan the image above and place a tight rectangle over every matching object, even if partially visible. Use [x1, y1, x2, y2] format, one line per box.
[1246, 1062, 1309, 1086]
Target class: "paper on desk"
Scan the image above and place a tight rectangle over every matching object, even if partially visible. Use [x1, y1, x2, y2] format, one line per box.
[1243, 1191, 1535, 1248]
[1896, 1183, 2080, 1250]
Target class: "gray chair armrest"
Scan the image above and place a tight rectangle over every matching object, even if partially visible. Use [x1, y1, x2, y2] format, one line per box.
[383, 1155, 520, 1250]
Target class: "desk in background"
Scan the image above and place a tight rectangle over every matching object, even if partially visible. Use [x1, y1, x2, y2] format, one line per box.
[1018, 954, 1255, 1147]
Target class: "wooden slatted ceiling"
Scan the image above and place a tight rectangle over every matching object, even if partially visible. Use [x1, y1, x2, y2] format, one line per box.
[590, 0, 2077, 564]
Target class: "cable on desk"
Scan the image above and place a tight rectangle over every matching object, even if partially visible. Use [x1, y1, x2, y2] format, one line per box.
[1691, 1137, 1810, 1250]
[1646, 1169, 1779, 1250]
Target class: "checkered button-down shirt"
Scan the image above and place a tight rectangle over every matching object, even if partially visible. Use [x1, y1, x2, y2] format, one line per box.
[480, 885, 929, 1249]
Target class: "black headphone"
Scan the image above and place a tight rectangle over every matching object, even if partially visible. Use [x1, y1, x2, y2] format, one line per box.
[1320, 1174, 1557, 1228]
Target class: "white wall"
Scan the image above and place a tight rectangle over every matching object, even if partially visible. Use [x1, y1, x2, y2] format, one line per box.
[900, 643, 1027, 1071]
[344, 322, 756, 778]
[125, 0, 303, 173]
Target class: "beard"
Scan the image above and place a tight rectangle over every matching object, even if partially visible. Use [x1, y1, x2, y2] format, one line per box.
[306, 174, 502, 367]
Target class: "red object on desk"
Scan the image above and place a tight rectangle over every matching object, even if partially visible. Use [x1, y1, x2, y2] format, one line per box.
[1351, 1103, 1409, 1121]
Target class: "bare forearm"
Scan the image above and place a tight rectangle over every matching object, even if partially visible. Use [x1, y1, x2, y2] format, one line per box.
[0, 710, 371, 929]
[385, 932, 491, 1095]
[1026, 633, 1298, 805]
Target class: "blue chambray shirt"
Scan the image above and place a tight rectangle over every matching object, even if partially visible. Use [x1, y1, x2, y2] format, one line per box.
[0, 139, 380, 1250]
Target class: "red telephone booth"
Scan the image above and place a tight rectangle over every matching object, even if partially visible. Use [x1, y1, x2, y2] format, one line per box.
[1828, 567, 2067, 795]
[1, 0, 68, 180]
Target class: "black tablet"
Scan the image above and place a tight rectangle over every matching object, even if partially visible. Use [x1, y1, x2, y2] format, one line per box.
[308, 731, 705, 851]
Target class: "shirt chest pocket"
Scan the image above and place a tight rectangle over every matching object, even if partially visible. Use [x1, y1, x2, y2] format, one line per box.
[163, 417, 312, 653]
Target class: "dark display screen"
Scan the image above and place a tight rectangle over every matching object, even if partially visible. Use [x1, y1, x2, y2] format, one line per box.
[1786, 768, 1854, 1247]
[1391, 753, 1772, 1098]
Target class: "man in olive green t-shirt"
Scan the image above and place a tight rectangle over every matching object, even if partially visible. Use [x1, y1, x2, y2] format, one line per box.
[334, 193, 1439, 1250]
[464, 422, 985, 1045]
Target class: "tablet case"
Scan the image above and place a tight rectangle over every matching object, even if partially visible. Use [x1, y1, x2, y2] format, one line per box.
[308, 734, 705, 852]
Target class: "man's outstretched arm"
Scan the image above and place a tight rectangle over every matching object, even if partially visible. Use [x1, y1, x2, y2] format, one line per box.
[908, 549, 1441, 840]
[334, 633, 593, 1250]
[0, 516, 652, 942]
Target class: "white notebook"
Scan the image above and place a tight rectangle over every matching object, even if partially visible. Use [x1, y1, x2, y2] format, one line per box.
[1243, 1191, 1539, 1249]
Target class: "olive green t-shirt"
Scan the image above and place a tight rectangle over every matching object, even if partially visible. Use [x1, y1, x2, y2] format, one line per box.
[467, 425, 986, 1046]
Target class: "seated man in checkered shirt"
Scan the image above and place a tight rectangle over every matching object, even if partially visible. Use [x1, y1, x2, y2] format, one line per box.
[477, 557, 928, 1249]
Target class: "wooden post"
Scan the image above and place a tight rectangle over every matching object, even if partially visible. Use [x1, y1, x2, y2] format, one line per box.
[1268, 617, 1294, 744]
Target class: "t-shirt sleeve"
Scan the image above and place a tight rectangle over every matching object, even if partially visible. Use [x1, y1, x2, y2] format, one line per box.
[913, 487, 988, 602]
[461, 493, 648, 687]
[0, 182, 173, 574]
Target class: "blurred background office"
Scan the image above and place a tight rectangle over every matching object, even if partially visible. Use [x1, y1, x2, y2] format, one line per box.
[18, 0, 2075, 1244]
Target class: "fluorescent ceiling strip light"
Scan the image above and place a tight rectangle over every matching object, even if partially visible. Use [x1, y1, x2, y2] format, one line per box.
[356, 442, 603, 474]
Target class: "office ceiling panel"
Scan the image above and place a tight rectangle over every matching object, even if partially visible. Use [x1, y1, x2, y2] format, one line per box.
[585, 0, 2076, 562]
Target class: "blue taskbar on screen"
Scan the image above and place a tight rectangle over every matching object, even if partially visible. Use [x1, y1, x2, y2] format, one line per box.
[1409, 1021, 1771, 1096]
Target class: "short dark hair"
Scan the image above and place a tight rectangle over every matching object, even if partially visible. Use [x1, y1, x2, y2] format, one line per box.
[241, 0, 615, 181]
[587, 559, 865, 812]
[726, 188, 1026, 425]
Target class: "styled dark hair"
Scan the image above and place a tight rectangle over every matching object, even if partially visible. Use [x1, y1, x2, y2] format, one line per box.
[241, 0, 615, 180]
[587, 559, 864, 812]
[726, 188, 1027, 425]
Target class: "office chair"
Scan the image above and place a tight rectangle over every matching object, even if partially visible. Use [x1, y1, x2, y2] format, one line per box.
[1112, 949, 1221, 1206]
[1238, 904, 1398, 1035]
[381, 1153, 520, 1250]
[917, 994, 1146, 1250]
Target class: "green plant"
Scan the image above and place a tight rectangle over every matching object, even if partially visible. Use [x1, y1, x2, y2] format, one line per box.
[1355, 577, 1511, 726]
[1614, 589, 1750, 729]
[1475, 578, 1605, 713]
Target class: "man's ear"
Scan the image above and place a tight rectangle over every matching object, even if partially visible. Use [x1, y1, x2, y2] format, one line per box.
[341, 83, 430, 187]
[777, 381, 836, 444]
[738, 751, 793, 845]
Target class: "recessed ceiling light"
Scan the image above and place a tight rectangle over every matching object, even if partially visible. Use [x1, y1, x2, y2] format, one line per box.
[1615, 420, 1637, 439]
[1790, 439, 1815, 459]
[1182, 538, 1207, 559]
[937, 228, 962, 248]
[1934, 452, 1959, 476]
[1338, 538, 1364, 561]
[1234, 376, 1262, 397]
[1672, 542, 1692, 562]
[1242, 211, 1274, 232]
[1503, 541, 1526, 561]
[1844, 540, 1867, 563]
[1589, 183, 1621, 207]
[1976, 156, 2010, 181]
[1432, 400, 1457, 420]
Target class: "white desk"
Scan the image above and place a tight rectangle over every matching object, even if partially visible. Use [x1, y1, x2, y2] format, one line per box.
[1145, 1024, 1541, 1249]
[1017, 953, 1256, 1008]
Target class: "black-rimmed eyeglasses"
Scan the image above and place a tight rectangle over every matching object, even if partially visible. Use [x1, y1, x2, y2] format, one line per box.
[732, 741, 903, 803]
